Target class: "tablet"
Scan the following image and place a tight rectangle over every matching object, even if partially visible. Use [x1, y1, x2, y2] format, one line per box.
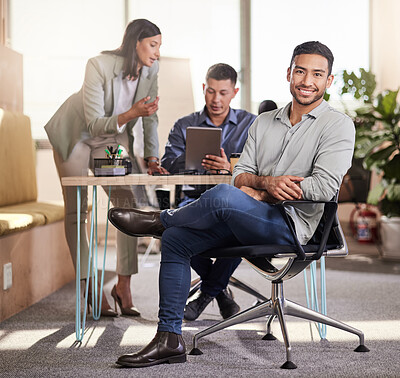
[185, 127, 222, 172]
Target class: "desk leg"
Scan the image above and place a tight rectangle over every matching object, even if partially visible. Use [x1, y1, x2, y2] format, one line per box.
[75, 186, 88, 341]
[75, 185, 112, 341]
[75, 184, 99, 341]
[303, 257, 327, 339]
[100, 186, 112, 309]
[88, 186, 98, 319]
[90, 185, 111, 320]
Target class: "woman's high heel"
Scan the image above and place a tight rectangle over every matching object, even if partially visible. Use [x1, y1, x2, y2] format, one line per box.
[111, 285, 141, 317]
[86, 290, 118, 317]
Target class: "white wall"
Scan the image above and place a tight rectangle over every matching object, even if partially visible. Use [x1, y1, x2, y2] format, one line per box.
[370, 0, 400, 92]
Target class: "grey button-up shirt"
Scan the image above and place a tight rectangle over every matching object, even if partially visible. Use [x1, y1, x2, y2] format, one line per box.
[232, 100, 355, 244]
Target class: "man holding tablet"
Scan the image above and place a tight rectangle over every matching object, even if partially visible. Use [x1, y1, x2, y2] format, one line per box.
[161, 63, 256, 321]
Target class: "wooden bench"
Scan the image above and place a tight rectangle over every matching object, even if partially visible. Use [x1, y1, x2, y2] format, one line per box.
[0, 108, 74, 322]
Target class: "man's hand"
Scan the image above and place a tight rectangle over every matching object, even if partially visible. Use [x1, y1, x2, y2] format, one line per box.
[263, 175, 303, 201]
[202, 147, 231, 172]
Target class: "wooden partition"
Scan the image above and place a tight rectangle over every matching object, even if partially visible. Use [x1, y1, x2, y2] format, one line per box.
[0, 45, 23, 112]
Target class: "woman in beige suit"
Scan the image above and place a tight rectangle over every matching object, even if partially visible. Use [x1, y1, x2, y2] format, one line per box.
[45, 19, 166, 317]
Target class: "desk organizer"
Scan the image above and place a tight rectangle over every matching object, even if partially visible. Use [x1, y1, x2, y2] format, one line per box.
[94, 158, 132, 176]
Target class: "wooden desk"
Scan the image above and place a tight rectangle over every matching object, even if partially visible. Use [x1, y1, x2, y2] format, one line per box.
[61, 174, 231, 342]
[61, 173, 232, 187]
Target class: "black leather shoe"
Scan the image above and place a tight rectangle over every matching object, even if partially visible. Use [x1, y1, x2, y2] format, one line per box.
[216, 288, 240, 319]
[184, 291, 214, 321]
[116, 331, 186, 368]
[108, 208, 165, 238]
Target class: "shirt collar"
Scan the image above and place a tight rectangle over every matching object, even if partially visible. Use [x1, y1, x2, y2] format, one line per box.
[199, 106, 238, 127]
[276, 100, 330, 124]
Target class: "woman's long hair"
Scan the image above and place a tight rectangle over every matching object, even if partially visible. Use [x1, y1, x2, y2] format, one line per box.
[102, 19, 161, 79]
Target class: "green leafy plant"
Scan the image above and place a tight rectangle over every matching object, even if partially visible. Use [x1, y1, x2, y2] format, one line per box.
[339, 70, 400, 217]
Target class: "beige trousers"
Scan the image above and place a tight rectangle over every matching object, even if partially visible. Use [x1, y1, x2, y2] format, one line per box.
[53, 137, 139, 279]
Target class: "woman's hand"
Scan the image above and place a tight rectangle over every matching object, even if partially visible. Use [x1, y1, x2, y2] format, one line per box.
[131, 96, 159, 118]
[146, 158, 169, 175]
[118, 96, 159, 126]
[201, 148, 231, 172]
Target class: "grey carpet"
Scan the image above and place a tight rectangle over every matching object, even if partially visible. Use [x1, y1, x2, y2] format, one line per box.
[1, 246, 400, 377]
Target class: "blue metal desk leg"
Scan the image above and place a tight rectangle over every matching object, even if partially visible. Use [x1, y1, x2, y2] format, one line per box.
[90, 186, 112, 321]
[75, 185, 112, 342]
[303, 257, 327, 339]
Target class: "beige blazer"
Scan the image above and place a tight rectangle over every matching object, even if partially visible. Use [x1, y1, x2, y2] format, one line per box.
[44, 54, 159, 161]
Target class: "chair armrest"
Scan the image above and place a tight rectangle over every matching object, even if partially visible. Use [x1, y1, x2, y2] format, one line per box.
[274, 199, 338, 261]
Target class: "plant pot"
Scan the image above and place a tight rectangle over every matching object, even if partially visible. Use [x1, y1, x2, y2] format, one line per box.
[379, 216, 400, 261]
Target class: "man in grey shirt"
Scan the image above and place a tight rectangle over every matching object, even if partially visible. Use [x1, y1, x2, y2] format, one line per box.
[108, 41, 355, 368]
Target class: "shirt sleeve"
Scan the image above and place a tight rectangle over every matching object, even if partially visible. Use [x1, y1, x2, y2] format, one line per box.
[117, 122, 127, 133]
[82, 57, 120, 137]
[161, 121, 186, 173]
[231, 117, 260, 184]
[142, 72, 159, 158]
[300, 115, 355, 201]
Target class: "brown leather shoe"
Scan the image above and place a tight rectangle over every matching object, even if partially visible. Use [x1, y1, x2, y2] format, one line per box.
[108, 208, 165, 239]
[116, 331, 186, 368]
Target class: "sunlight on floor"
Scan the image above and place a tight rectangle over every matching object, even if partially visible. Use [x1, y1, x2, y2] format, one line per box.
[0, 319, 399, 350]
[246, 319, 400, 343]
[56, 327, 106, 348]
[119, 325, 158, 347]
[0, 329, 58, 350]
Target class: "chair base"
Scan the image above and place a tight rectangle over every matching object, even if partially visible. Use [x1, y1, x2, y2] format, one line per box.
[190, 281, 369, 369]
[188, 276, 269, 302]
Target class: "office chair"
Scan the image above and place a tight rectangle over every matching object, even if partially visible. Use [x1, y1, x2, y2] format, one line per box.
[189, 198, 369, 369]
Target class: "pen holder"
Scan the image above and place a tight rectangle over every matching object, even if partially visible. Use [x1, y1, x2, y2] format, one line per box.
[94, 158, 132, 177]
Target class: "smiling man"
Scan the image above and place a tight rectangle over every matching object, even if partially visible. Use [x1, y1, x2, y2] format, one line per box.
[108, 41, 355, 368]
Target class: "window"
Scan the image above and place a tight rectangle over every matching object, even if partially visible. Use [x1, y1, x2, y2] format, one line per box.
[9, 0, 369, 138]
[9, 0, 125, 139]
[128, 0, 241, 111]
[251, 0, 369, 111]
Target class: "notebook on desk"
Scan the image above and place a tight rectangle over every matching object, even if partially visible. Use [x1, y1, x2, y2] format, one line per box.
[185, 127, 222, 173]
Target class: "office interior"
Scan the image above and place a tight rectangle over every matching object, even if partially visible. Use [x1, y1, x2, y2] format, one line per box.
[0, 0, 400, 376]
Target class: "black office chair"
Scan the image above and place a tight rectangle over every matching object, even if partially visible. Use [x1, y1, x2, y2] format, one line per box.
[189, 198, 369, 369]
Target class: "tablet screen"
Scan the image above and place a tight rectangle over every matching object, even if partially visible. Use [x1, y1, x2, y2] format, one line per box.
[185, 127, 222, 173]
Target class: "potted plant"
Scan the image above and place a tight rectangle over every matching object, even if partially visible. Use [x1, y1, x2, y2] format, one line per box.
[337, 69, 400, 259]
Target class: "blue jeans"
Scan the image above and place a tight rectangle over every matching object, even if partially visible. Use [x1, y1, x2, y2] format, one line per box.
[178, 195, 242, 298]
[157, 184, 294, 334]
[190, 255, 241, 297]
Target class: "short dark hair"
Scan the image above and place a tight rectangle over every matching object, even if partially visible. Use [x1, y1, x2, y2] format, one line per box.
[102, 19, 161, 79]
[206, 63, 237, 85]
[290, 41, 334, 76]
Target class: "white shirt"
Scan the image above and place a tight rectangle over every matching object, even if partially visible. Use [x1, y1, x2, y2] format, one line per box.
[115, 77, 139, 133]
